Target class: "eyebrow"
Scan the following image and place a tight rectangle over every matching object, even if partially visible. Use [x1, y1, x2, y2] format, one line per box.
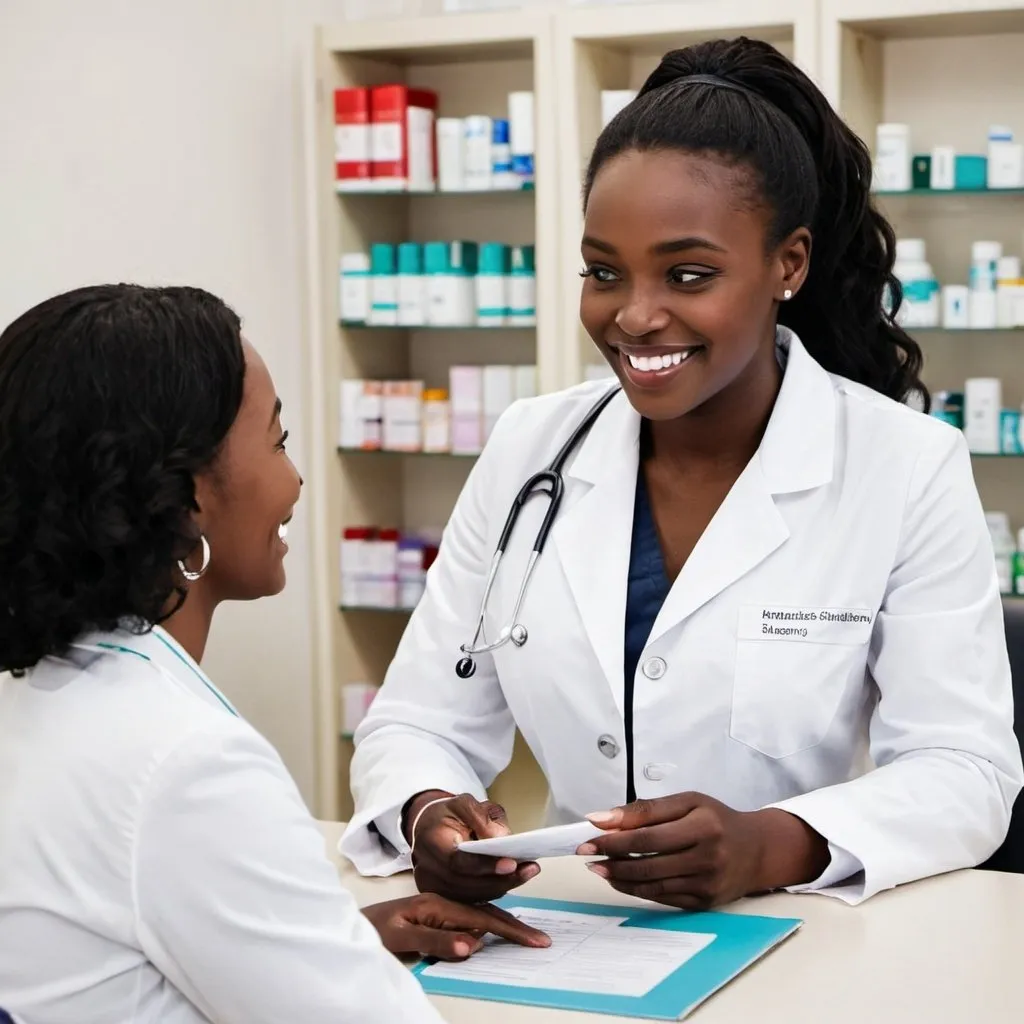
[269, 396, 282, 429]
[581, 235, 727, 256]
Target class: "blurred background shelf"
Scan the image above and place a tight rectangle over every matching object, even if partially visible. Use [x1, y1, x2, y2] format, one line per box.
[308, 8, 558, 823]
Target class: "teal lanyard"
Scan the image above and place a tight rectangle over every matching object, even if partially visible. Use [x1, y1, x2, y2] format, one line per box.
[94, 636, 239, 718]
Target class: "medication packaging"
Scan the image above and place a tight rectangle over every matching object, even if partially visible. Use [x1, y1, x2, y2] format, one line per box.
[339, 379, 383, 450]
[370, 85, 437, 192]
[996, 257, 1022, 329]
[436, 118, 465, 192]
[942, 285, 970, 329]
[369, 243, 398, 326]
[463, 116, 493, 191]
[450, 366, 484, 454]
[483, 365, 515, 440]
[476, 243, 509, 326]
[382, 380, 424, 452]
[508, 244, 537, 327]
[491, 118, 518, 190]
[930, 146, 956, 190]
[509, 91, 535, 188]
[422, 389, 451, 453]
[334, 88, 371, 191]
[988, 126, 1024, 190]
[969, 242, 1002, 330]
[397, 242, 426, 326]
[397, 538, 427, 610]
[425, 241, 477, 327]
[340, 527, 373, 606]
[892, 239, 939, 328]
[875, 124, 910, 192]
[339, 253, 370, 324]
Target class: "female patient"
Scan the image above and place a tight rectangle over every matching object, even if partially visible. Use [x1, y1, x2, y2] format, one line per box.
[0, 285, 546, 1024]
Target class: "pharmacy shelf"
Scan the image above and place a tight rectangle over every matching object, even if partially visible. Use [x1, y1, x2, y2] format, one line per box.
[306, 9, 558, 822]
[821, 0, 1024, 541]
[340, 322, 534, 331]
[339, 605, 413, 613]
[338, 446, 477, 458]
[337, 187, 533, 197]
[875, 188, 1024, 197]
[915, 328, 1024, 334]
[554, 0, 820, 385]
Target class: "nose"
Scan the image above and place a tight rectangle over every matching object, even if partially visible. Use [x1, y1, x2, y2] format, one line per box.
[614, 284, 671, 337]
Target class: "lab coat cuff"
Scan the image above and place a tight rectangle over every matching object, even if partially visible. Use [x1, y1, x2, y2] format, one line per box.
[781, 843, 866, 904]
[340, 772, 487, 877]
[764, 797, 869, 904]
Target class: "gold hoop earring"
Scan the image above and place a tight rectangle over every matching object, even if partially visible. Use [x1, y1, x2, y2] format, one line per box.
[178, 535, 211, 582]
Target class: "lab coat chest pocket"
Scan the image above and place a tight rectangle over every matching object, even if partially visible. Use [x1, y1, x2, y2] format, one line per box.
[730, 604, 873, 759]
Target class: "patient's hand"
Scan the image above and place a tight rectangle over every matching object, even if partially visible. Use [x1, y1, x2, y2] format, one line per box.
[362, 893, 550, 960]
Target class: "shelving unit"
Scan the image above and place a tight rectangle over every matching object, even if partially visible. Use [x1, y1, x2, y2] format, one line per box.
[306, 10, 557, 821]
[822, 0, 1024, 526]
[554, 0, 821, 385]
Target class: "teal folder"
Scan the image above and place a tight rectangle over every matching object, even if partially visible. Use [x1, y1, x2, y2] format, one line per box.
[413, 895, 801, 1021]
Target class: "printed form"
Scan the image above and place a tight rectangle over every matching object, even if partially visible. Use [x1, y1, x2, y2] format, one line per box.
[421, 907, 716, 997]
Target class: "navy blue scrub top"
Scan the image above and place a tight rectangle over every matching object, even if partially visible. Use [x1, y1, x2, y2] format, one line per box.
[623, 443, 672, 804]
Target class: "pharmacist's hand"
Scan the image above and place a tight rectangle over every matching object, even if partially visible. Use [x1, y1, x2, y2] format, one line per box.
[363, 894, 550, 961]
[577, 794, 829, 910]
[405, 791, 541, 903]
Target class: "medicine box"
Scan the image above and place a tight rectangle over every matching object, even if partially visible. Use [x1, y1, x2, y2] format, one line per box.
[370, 85, 438, 192]
[382, 380, 424, 452]
[450, 366, 484, 455]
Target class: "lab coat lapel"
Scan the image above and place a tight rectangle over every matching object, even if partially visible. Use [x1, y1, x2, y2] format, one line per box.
[552, 391, 640, 715]
[647, 329, 837, 644]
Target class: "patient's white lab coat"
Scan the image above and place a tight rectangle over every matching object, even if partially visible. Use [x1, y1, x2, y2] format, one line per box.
[342, 328, 1023, 903]
[0, 627, 443, 1024]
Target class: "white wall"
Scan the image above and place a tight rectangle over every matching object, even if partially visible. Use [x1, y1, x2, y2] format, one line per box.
[0, 0, 359, 807]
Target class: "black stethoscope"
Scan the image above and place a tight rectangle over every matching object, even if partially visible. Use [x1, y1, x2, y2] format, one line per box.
[455, 385, 622, 679]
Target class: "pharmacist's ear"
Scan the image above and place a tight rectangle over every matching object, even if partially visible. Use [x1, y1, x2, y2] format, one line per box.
[774, 226, 811, 302]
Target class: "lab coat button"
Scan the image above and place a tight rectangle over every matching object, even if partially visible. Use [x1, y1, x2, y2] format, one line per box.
[643, 763, 675, 781]
[597, 734, 620, 759]
[642, 657, 667, 680]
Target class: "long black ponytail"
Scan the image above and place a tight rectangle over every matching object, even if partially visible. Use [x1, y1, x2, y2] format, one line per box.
[584, 37, 927, 409]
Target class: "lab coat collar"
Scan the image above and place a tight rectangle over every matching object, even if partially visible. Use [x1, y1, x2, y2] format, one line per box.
[72, 623, 239, 717]
[553, 328, 837, 711]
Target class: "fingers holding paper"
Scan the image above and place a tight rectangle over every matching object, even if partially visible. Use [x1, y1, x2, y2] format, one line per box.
[407, 791, 541, 903]
[576, 793, 771, 910]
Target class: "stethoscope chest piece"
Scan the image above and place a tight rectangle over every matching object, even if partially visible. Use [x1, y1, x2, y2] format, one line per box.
[510, 623, 528, 647]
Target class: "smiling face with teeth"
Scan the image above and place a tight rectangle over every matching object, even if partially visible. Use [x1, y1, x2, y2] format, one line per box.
[191, 340, 303, 602]
[580, 148, 810, 430]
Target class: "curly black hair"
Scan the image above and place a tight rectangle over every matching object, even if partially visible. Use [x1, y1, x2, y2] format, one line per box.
[585, 37, 928, 409]
[0, 284, 246, 674]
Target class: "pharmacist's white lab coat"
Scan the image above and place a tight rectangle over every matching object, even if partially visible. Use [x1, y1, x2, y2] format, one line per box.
[342, 328, 1023, 904]
[0, 626, 444, 1024]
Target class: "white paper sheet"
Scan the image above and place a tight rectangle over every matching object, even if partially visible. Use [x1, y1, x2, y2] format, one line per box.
[457, 821, 606, 860]
[421, 907, 716, 997]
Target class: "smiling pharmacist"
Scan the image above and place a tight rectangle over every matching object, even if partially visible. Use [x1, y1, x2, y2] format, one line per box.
[341, 39, 1023, 911]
